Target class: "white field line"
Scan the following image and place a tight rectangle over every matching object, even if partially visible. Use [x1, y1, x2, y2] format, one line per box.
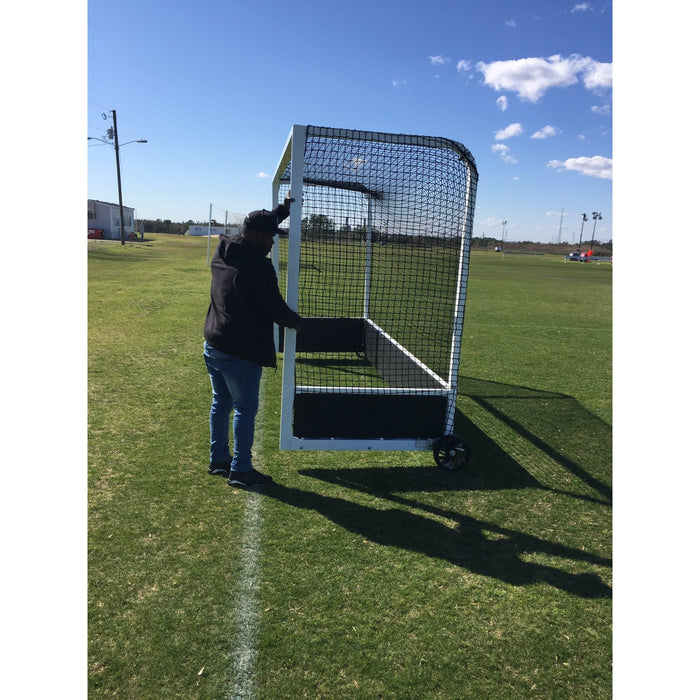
[467, 321, 610, 332]
[229, 490, 262, 700]
[229, 381, 267, 699]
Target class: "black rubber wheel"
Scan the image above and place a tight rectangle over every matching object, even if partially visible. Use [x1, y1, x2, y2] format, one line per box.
[433, 435, 471, 471]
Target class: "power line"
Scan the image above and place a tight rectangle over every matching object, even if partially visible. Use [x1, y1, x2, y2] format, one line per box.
[88, 100, 113, 112]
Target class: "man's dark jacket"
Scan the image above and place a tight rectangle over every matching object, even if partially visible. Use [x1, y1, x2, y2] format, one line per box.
[204, 234, 301, 367]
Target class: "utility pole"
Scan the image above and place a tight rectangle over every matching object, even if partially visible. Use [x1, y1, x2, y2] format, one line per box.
[111, 110, 127, 246]
[89, 113, 146, 244]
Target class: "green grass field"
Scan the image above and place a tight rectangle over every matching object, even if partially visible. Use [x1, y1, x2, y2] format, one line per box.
[88, 234, 611, 698]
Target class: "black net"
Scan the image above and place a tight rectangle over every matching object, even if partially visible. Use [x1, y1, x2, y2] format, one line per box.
[276, 126, 477, 440]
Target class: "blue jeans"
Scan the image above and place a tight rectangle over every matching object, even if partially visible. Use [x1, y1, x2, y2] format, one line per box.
[203, 341, 263, 472]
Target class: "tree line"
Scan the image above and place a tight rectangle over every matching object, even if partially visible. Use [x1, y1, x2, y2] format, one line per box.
[141, 217, 612, 253]
[140, 219, 195, 234]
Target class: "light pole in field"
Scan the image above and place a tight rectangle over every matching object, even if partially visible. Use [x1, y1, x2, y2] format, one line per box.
[591, 211, 602, 249]
[578, 213, 588, 251]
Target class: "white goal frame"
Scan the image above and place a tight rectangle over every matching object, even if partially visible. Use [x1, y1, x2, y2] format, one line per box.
[273, 125, 478, 453]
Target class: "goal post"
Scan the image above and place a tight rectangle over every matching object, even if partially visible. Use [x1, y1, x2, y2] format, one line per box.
[272, 125, 478, 467]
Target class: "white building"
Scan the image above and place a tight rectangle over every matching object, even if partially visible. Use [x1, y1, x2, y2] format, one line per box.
[187, 224, 241, 237]
[88, 199, 137, 240]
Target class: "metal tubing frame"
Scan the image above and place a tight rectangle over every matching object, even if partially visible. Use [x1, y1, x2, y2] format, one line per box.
[363, 195, 373, 319]
[443, 164, 477, 435]
[276, 125, 306, 450]
[274, 124, 478, 452]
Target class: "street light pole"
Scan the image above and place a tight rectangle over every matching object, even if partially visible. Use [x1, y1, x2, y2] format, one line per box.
[578, 213, 588, 251]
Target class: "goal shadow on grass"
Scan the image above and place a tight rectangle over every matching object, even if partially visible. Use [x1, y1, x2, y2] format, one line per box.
[456, 375, 612, 504]
[262, 374, 612, 598]
[262, 477, 612, 598]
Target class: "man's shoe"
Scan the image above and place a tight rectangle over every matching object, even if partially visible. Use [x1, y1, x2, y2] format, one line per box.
[228, 468, 274, 487]
[208, 461, 231, 476]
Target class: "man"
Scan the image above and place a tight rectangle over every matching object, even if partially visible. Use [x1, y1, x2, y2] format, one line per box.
[203, 195, 301, 487]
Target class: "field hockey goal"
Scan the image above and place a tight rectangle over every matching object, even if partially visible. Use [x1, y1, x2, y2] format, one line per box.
[272, 125, 478, 469]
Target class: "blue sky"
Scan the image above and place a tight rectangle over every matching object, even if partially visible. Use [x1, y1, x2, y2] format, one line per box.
[88, 0, 612, 244]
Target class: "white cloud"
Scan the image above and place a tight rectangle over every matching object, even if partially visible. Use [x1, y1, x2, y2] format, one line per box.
[591, 104, 611, 116]
[429, 55, 450, 65]
[494, 123, 523, 140]
[531, 125, 559, 139]
[456, 59, 472, 73]
[496, 95, 508, 111]
[491, 143, 518, 164]
[581, 60, 612, 91]
[255, 172, 270, 179]
[547, 155, 612, 179]
[571, 2, 593, 12]
[505, 19, 517, 28]
[392, 76, 407, 87]
[477, 54, 612, 102]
